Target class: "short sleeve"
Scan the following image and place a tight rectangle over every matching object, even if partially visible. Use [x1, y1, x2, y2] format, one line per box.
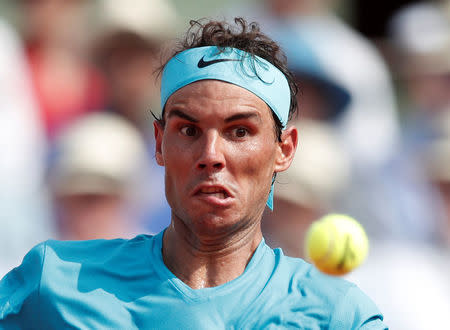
[0, 242, 46, 327]
[330, 285, 388, 330]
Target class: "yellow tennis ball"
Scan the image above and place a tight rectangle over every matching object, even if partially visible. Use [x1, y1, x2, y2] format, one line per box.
[304, 214, 369, 276]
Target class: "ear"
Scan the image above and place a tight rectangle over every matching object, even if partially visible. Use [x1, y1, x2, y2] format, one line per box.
[274, 125, 298, 173]
[153, 121, 165, 166]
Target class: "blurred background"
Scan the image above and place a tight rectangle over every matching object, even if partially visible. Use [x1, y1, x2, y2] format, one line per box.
[0, 0, 450, 328]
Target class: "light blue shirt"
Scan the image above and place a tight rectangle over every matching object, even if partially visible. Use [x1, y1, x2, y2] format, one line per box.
[0, 232, 386, 329]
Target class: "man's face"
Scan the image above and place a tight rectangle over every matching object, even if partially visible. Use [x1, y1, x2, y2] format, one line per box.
[154, 80, 295, 238]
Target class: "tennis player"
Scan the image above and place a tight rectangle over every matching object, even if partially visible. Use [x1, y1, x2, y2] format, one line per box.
[0, 18, 386, 329]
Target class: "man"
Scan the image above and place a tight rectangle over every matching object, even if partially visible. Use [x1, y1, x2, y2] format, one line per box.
[0, 18, 386, 328]
[16, 0, 106, 140]
[48, 113, 148, 240]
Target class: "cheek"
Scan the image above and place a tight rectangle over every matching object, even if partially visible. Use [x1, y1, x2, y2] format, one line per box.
[161, 137, 194, 188]
[161, 133, 188, 164]
[234, 139, 277, 183]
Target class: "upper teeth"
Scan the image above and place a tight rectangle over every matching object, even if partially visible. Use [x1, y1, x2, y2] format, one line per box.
[201, 187, 224, 194]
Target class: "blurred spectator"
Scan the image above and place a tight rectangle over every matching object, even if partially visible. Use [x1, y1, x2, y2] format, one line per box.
[263, 119, 351, 258]
[269, 25, 351, 122]
[425, 109, 450, 245]
[366, 2, 450, 244]
[390, 2, 450, 119]
[346, 7, 450, 328]
[92, 0, 178, 233]
[16, 0, 106, 140]
[0, 18, 54, 277]
[48, 113, 148, 240]
[94, 0, 177, 132]
[348, 109, 450, 326]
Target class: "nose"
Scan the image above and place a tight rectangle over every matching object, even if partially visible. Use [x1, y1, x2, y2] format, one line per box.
[196, 130, 225, 172]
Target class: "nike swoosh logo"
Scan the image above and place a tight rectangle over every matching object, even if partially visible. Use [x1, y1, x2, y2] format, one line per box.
[197, 56, 240, 68]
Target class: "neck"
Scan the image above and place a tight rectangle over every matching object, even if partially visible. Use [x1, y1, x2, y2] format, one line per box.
[162, 216, 263, 289]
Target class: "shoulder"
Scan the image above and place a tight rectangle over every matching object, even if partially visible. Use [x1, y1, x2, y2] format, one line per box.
[0, 241, 47, 322]
[1, 234, 154, 282]
[42, 234, 153, 262]
[1, 235, 155, 325]
[37, 235, 155, 289]
[1, 234, 154, 290]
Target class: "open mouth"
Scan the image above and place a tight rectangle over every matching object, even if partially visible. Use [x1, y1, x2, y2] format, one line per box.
[197, 186, 230, 199]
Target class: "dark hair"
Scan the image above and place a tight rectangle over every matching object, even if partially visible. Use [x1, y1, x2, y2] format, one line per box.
[155, 17, 298, 141]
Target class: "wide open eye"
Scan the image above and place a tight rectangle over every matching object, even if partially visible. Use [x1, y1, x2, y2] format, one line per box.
[232, 127, 249, 138]
[180, 125, 198, 137]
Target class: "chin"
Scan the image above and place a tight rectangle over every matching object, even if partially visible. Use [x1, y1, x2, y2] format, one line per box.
[187, 210, 244, 237]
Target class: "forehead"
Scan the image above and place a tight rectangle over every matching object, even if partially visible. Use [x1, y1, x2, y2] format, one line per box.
[164, 80, 273, 120]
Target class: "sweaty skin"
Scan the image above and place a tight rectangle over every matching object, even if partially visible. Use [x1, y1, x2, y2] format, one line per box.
[154, 80, 297, 289]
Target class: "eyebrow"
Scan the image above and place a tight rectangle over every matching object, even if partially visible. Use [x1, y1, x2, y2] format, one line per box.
[167, 109, 199, 122]
[167, 109, 261, 124]
[224, 112, 260, 123]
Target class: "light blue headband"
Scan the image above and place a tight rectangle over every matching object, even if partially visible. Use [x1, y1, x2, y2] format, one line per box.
[160, 46, 291, 209]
